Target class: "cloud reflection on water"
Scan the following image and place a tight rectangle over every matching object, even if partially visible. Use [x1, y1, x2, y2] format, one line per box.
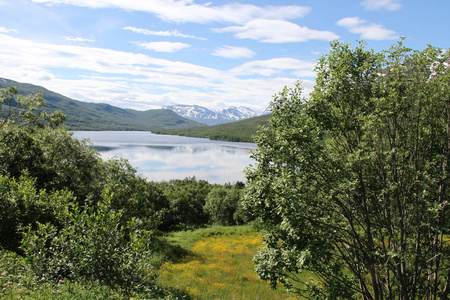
[72, 131, 256, 184]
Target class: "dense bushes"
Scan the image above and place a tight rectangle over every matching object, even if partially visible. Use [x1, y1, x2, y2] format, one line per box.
[156, 178, 250, 229]
[204, 183, 249, 225]
[0, 174, 70, 252]
[0, 87, 163, 297]
[21, 194, 156, 290]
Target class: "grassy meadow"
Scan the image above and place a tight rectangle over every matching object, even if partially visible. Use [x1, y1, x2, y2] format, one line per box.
[157, 225, 296, 300]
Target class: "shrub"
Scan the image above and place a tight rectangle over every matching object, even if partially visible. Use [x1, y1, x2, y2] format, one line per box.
[0, 173, 71, 252]
[21, 193, 157, 291]
[204, 186, 241, 226]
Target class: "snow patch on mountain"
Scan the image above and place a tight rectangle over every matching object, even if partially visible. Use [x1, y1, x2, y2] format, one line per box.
[163, 104, 257, 125]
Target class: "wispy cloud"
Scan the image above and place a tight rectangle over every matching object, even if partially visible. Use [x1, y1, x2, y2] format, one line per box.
[137, 41, 191, 53]
[212, 46, 255, 59]
[0, 33, 308, 111]
[64, 36, 95, 42]
[0, 26, 17, 33]
[231, 58, 316, 77]
[123, 26, 206, 40]
[361, 0, 402, 11]
[0, 33, 219, 89]
[31, 0, 311, 24]
[216, 19, 339, 43]
[337, 17, 399, 40]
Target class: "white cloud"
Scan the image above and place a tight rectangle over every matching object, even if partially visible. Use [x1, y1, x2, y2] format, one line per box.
[231, 58, 316, 78]
[337, 17, 399, 40]
[3, 65, 55, 82]
[64, 36, 95, 42]
[0, 26, 17, 33]
[215, 19, 339, 43]
[212, 46, 255, 59]
[123, 26, 206, 40]
[361, 0, 402, 11]
[0, 33, 221, 86]
[0, 33, 315, 112]
[31, 0, 311, 24]
[138, 41, 191, 53]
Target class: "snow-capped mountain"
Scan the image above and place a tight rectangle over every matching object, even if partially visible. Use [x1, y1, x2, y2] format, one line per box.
[163, 104, 257, 125]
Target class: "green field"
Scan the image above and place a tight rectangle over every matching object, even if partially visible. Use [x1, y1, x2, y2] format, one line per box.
[157, 225, 296, 299]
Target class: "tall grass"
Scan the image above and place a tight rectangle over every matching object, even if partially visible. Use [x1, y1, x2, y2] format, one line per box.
[157, 225, 296, 299]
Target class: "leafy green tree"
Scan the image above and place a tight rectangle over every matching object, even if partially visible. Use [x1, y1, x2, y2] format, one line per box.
[244, 41, 449, 299]
[204, 185, 238, 226]
[203, 183, 249, 225]
[1, 87, 167, 225]
[1, 87, 164, 284]
[101, 157, 169, 230]
[0, 86, 103, 202]
[160, 177, 212, 229]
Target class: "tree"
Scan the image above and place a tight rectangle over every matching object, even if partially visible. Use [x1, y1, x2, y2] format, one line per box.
[101, 157, 170, 230]
[204, 184, 242, 226]
[160, 177, 212, 229]
[0, 86, 102, 202]
[243, 40, 449, 299]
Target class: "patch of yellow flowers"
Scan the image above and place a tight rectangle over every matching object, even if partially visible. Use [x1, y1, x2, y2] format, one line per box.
[158, 232, 295, 299]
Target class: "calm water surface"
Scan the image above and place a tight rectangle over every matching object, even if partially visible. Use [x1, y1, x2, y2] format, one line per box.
[72, 131, 256, 184]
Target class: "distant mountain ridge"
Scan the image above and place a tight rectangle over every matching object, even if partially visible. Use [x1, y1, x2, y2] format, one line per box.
[164, 104, 257, 125]
[0, 78, 203, 131]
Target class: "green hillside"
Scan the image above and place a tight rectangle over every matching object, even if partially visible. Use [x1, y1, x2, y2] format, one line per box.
[0, 78, 204, 131]
[154, 114, 271, 143]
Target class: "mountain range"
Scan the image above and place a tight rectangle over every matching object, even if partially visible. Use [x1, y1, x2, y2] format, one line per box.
[0, 78, 203, 131]
[163, 104, 257, 125]
[0, 78, 270, 141]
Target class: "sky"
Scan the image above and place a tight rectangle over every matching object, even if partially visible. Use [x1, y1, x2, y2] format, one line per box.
[0, 0, 448, 114]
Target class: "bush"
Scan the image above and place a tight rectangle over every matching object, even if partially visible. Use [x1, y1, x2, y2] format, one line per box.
[21, 193, 157, 291]
[159, 177, 212, 229]
[0, 173, 71, 252]
[101, 157, 170, 230]
[204, 185, 242, 226]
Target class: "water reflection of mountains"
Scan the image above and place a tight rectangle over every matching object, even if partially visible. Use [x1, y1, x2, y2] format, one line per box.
[90, 144, 248, 155]
[91, 145, 117, 152]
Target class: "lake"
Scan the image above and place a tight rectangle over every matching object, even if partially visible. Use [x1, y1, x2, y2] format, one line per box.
[71, 131, 256, 184]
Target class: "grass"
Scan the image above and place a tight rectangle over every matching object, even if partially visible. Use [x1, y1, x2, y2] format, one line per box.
[157, 225, 296, 300]
[1, 225, 298, 299]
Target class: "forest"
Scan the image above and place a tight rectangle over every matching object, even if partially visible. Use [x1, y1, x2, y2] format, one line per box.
[1, 40, 449, 299]
[153, 114, 271, 143]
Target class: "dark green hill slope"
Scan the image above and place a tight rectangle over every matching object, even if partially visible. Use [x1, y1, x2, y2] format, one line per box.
[154, 114, 270, 143]
[0, 78, 204, 131]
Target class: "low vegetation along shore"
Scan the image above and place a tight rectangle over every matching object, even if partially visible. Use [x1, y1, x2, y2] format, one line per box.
[1, 40, 449, 299]
[153, 114, 271, 143]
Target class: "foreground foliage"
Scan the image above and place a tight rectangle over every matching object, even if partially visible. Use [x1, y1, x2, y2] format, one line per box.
[0, 87, 182, 298]
[244, 41, 450, 299]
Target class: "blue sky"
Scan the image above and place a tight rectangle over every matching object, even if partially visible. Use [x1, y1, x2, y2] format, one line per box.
[0, 0, 448, 113]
